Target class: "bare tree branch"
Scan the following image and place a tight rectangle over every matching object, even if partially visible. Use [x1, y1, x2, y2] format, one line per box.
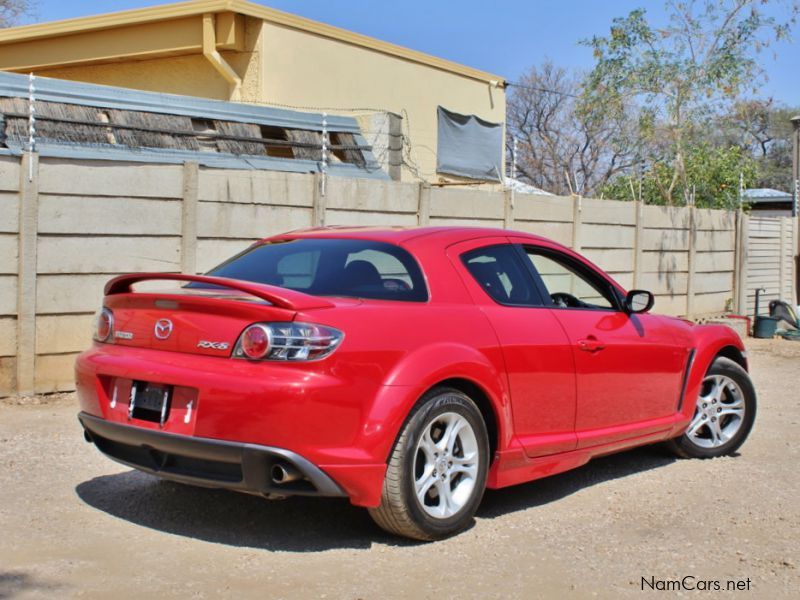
[507, 61, 638, 196]
[0, 0, 32, 28]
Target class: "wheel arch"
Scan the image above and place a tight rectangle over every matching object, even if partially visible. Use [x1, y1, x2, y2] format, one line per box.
[678, 325, 750, 426]
[427, 377, 500, 461]
[714, 344, 748, 371]
[376, 342, 512, 459]
[667, 342, 757, 459]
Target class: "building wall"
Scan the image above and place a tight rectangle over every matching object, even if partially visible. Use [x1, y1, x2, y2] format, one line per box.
[11, 14, 504, 185]
[33, 17, 265, 102]
[258, 21, 506, 184]
[36, 54, 234, 100]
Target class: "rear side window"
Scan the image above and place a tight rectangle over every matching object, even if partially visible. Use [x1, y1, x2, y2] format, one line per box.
[461, 245, 540, 306]
[201, 239, 428, 302]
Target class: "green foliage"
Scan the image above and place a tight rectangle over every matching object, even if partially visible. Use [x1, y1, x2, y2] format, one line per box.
[601, 144, 758, 208]
[581, 1, 798, 204]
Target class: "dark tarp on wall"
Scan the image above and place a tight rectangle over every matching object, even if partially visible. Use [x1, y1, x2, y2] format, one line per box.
[436, 106, 503, 181]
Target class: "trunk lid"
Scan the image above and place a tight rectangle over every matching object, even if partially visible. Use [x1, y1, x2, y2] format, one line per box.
[101, 273, 335, 358]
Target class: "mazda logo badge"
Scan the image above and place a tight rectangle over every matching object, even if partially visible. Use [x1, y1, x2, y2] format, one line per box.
[154, 318, 173, 340]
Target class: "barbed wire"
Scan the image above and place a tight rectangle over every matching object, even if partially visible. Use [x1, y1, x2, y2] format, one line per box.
[240, 98, 514, 182]
[237, 98, 396, 115]
[506, 81, 580, 99]
[236, 98, 442, 181]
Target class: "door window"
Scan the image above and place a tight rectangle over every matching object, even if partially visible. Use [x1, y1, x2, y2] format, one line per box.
[462, 245, 540, 306]
[525, 249, 617, 310]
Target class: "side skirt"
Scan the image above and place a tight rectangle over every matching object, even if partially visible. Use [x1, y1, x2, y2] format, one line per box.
[487, 418, 679, 489]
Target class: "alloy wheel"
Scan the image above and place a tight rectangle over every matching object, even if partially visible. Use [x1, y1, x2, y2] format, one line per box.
[686, 374, 746, 449]
[413, 411, 479, 519]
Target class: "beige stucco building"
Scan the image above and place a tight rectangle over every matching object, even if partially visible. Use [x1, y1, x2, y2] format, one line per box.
[0, 0, 507, 184]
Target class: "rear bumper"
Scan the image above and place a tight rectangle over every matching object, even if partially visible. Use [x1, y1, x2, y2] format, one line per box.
[75, 344, 411, 506]
[79, 411, 346, 498]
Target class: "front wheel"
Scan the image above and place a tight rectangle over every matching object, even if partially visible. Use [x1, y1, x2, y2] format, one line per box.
[668, 356, 756, 458]
[368, 387, 489, 541]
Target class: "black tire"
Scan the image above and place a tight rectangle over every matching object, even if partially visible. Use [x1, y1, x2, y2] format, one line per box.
[667, 357, 756, 458]
[368, 387, 490, 541]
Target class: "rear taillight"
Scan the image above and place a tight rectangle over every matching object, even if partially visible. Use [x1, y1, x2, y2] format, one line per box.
[234, 322, 343, 361]
[94, 308, 114, 342]
[240, 324, 272, 359]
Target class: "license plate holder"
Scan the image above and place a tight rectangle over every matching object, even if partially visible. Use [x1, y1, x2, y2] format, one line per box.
[129, 381, 172, 426]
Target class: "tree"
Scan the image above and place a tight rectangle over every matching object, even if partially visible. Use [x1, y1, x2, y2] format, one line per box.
[602, 143, 758, 208]
[506, 61, 638, 196]
[582, 0, 799, 204]
[0, 0, 31, 27]
[720, 98, 798, 190]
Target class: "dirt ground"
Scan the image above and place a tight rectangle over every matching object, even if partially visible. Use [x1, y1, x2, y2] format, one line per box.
[1, 338, 798, 599]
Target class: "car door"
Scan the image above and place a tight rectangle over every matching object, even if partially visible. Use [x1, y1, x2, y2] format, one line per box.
[447, 238, 577, 458]
[512, 239, 688, 449]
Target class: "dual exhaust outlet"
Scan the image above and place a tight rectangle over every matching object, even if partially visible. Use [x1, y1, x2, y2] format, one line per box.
[271, 462, 303, 485]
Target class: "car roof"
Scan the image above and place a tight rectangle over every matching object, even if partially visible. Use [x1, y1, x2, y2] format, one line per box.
[264, 225, 552, 246]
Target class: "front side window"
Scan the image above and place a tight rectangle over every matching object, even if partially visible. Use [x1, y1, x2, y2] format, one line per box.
[200, 239, 428, 302]
[462, 245, 540, 306]
[524, 249, 617, 310]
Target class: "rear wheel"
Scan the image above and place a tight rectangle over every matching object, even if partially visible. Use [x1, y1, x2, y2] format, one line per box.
[368, 387, 489, 541]
[668, 357, 756, 458]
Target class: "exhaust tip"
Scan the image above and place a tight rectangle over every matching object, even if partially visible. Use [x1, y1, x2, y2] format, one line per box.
[271, 464, 285, 483]
[271, 462, 302, 485]
[83, 429, 93, 443]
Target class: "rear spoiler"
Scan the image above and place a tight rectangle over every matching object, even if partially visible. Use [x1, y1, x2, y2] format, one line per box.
[104, 273, 335, 311]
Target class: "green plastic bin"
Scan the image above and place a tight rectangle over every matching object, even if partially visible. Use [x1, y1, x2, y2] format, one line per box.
[753, 316, 778, 339]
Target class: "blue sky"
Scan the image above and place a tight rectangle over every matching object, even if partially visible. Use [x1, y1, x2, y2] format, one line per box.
[20, 0, 800, 105]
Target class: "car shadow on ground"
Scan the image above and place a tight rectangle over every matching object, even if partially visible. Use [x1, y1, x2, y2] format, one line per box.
[75, 470, 387, 552]
[0, 571, 63, 598]
[478, 444, 677, 518]
[75, 445, 676, 552]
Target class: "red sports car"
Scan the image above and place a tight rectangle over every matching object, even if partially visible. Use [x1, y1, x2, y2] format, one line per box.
[76, 226, 756, 540]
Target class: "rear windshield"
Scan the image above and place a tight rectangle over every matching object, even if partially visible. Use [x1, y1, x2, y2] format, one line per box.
[199, 239, 428, 302]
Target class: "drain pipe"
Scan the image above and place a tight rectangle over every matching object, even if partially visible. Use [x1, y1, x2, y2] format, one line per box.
[202, 13, 242, 101]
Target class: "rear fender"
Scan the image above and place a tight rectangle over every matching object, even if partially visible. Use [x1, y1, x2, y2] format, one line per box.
[366, 343, 512, 462]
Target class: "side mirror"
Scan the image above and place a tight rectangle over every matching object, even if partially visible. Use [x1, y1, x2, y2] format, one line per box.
[625, 289, 654, 314]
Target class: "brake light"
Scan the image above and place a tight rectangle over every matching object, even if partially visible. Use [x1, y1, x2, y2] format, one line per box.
[240, 324, 271, 359]
[94, 308, 114, 342]
[234, 322, 343, 361]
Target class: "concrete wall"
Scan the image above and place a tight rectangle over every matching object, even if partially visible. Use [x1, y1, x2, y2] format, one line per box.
[1, 154, 767, 397]
[0, 155, 19, 395]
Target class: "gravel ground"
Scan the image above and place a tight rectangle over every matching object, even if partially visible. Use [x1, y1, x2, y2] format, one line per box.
[1, 338, 798, 599]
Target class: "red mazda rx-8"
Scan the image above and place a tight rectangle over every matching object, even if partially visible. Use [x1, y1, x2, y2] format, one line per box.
[76, 226, 755, 540]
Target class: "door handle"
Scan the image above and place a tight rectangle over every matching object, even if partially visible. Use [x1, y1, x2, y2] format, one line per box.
[578, 337, 606, 352]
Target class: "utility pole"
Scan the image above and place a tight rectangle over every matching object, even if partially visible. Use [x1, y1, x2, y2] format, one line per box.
[792, 115, 800, 301]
